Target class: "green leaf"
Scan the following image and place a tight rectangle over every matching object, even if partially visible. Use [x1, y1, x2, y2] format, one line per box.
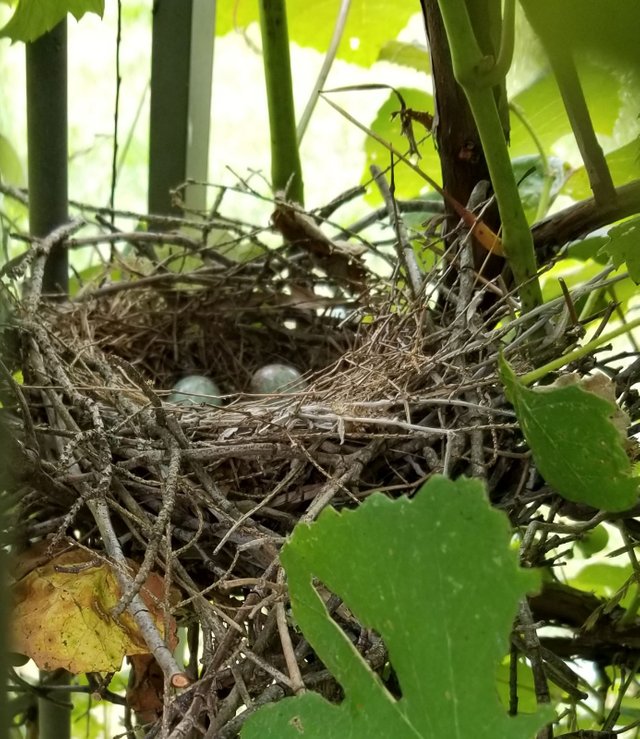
[574, 524, 609, 557]
[217, 0, 417, 68]
[0, 133, 25, 186]
[598, 216, 640, 283]
[362, 87, 439, 204]
[0, 0, 104, 42]
[568, 563, 633, 608]
[509, 64, 624, 160]
[520, 0, 640, 72]
[540, 257, 604, 303]
[564, 234, 609, 263]
[242, 476, 550, 739]
[377, 40, 430, 73]
[563, 139, 640, 201]
[512, 154, 565, 223]
[500, 357, 638, 512]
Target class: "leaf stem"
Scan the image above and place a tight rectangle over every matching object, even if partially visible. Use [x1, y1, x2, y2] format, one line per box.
[482, 0, 516, 86]
[258, 0, 304, 204]
[435, 0, 542, 314]
[520, 315, 640, 386]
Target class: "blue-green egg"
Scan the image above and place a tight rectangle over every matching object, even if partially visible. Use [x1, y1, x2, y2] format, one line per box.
[168, 375, 222, 406]
[250, 364, 306, 394]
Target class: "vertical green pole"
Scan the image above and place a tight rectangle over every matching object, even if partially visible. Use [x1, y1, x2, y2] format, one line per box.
[258, 0, 304, 204]
[148, 0, 215, 217]
[148, 0, 193, 217]
[26, 24, 72, 733]
[26, 21, 69, 296]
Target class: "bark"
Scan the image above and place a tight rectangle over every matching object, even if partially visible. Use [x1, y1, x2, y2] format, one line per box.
[420, 0, 507, 281]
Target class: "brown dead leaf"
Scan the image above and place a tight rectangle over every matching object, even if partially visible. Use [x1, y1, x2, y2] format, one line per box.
[272, 197, 367, 288]
[11, 545, 178, 674]
[127, 653, 164, 722]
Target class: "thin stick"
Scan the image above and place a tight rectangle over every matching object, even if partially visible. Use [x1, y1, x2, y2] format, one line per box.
[370, 164, 422, 298]
[276, 568, 305, 694]
[88, 498, 189, 688]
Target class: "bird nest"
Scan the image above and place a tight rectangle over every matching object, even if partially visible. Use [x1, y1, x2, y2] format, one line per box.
[1, 192, 562, 735]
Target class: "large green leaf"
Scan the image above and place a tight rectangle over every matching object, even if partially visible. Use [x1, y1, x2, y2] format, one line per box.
[568, 563, 634, 610]
[563, 139, 640, 201]
[242, 476, 550, 739]
[509, 65, 623, 160]
[362, 87, 439, 203]
[0, 0, 104, 42]
[216, 0, 417, 68]
[377, 40, 430, 73]
[500, 358, 639, 512]
[520, 1, 640, 71]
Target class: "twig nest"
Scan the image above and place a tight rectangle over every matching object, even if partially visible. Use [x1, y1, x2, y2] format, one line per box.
[167, 375, 223, 406]
[250, 363, 306, 394]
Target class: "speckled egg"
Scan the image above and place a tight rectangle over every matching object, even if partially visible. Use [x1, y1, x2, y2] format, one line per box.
[250, 364, 306, 394]
[168, 375, 222, 406]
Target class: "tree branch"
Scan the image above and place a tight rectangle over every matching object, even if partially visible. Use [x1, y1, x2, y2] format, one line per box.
[532, 180, 640, 263]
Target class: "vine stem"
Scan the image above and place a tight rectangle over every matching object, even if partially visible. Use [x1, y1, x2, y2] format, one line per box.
[258, 0, 304, 204]
[519, 315, 640, 386]
[434, 0, 543, 315]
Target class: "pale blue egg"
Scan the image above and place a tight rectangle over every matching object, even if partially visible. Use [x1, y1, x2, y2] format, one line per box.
[168, 375, 222, 406]
[250, 364, 306, 394]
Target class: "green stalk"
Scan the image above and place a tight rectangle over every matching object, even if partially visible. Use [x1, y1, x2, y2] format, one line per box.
[434, 0, 542, 314]
[519, 315, 640, 386]
[26, 21, 69, 296]
[258, 0, 304, 205]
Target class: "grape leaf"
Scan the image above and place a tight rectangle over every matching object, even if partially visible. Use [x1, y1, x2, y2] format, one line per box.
[216, 0, 417, 68]
[378, 40, 430, 73]
[242, 476, 550, 739]
[509, 64, 623, 160]
[0, 0, 104, 43]
[520, 0, 640, 71]
[500, 358, 639, 513]
[563, 139, 640, 201]
[597, 216, 640, 283]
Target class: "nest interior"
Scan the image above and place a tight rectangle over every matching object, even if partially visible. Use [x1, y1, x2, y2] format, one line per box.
[1, 197, 614, 736]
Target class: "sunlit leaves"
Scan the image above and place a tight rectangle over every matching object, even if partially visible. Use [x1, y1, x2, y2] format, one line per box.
[0, 0, 104, 43]
[377, 40, 429, 73]
[564, 139, 640, 201]
[242, 476, 549, 739]
[520, 0, 640, 71]
[509, 65, 624, 160]
[217, 0, 418, 68]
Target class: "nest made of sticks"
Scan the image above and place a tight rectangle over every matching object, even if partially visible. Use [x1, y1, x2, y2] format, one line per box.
[1, 189, 609, 735]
